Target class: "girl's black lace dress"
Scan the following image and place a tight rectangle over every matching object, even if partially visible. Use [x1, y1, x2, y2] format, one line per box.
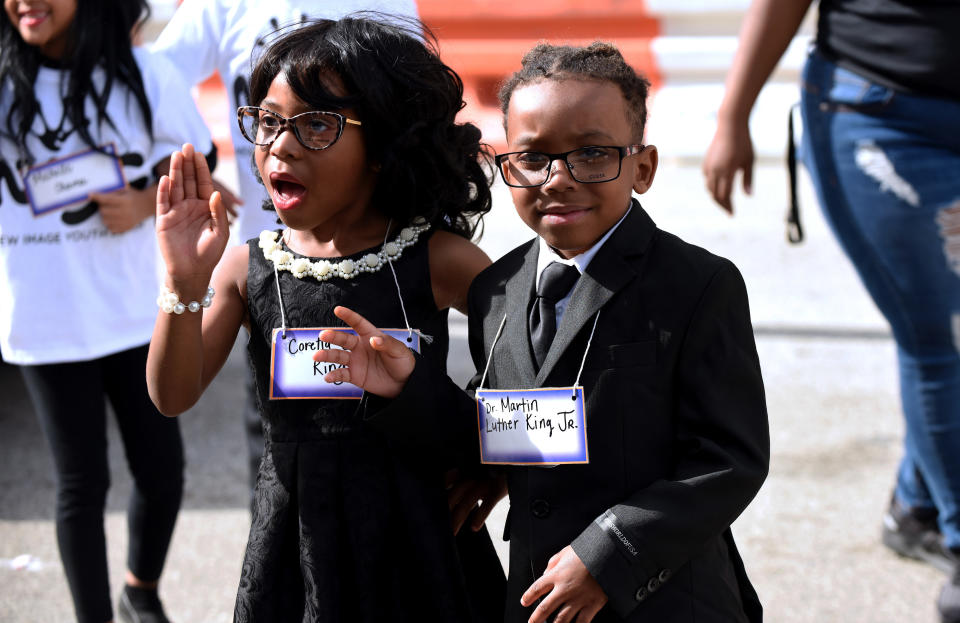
[235, 229, 504, 622]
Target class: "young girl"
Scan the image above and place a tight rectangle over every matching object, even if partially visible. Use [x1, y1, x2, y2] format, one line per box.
[146, 17, 505, 622]
[0, 1, 212, 622]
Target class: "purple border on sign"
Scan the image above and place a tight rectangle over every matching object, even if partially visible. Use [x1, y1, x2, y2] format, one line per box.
[24, 143, 126, 216]
[270, 327, 420, 400]
[476, 387, 589, 465]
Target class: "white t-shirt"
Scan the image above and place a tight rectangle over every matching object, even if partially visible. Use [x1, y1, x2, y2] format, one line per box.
[151, 0, 420, 246]
[0, 47, 213, 364]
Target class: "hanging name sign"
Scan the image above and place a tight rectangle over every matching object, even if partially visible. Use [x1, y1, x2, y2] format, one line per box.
[270, 327, 420, 399]
[476, 387, 588, 465]
[23, 143, 126, 216]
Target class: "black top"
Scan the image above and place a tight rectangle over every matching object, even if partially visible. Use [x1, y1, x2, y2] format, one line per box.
[235, 229, 487, 622]
[816, 0, 960, 100]
[246, 229, 449, 441]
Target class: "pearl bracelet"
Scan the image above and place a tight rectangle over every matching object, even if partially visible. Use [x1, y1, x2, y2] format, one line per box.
[157, 285, 215, 314]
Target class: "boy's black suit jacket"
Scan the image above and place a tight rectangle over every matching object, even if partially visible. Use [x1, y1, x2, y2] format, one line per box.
[368, 202, 769, 622]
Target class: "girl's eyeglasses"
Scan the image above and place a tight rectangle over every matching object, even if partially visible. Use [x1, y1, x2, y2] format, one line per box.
[237, 106, 362, 151]
[495, 145, 645, 188]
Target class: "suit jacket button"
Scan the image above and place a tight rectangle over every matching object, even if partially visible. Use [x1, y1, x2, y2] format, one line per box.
[658, 569, 671, 583]
[531, 499, 551, 519]
[635, 587, 647, 602]
[647, 577, 661, 592]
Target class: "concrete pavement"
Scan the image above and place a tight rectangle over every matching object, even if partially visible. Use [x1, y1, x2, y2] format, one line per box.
[0, 164, 948, 622]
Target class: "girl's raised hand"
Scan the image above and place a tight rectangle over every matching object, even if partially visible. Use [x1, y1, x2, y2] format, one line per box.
[155, 143, 229, 286]
[312, 306, 416, 399]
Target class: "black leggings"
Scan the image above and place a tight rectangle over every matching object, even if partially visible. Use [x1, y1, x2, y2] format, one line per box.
[20, 344, 184, 623]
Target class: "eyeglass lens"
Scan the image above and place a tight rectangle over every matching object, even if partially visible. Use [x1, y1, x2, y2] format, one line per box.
[500, 147, 623, 187]
[239, 109, 341, 149]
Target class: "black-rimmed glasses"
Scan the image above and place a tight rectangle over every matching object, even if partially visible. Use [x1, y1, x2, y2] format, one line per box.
[495, 145, 645, 188]
[237, 106, 362, 151]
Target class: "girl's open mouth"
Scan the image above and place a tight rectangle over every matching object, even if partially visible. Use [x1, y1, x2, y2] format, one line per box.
[271, 179, 306, 210]
[18, 10, 50, 27]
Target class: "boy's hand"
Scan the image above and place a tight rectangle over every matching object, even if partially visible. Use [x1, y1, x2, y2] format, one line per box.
[521, 546, 608, 623]
[313, 306, 415, 399]
[446, 469, 507, 534]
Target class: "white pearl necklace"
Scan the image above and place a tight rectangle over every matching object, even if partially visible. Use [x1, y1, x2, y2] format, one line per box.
[258, 220, 431, 281]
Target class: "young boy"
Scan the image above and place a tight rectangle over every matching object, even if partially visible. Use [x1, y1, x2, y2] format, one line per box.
[315, 42, 769, 623]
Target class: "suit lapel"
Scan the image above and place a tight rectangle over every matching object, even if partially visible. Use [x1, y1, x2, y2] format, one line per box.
[496, 239, 539, 388]
[535, 202, 657, 386]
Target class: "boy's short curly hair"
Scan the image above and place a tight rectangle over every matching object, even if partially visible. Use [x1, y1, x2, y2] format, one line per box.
[498, 42, 651, 141]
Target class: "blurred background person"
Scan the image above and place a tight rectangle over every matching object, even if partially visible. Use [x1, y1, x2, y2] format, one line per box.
[703, 1, 960, 620]
[0, 0, 213, 621]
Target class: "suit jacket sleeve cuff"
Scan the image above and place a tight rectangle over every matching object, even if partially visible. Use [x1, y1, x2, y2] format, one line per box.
[572, 510, 672, 617]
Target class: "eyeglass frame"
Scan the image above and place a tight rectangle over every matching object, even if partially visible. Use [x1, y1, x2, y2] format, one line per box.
[236, 106, 362, 151]
[494, 144, 646, 188]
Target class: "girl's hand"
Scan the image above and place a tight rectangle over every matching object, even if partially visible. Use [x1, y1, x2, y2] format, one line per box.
[156, 143, 229, 290]
[90, 185, 156, 233]
[211, 177, 242, 221]
[521, 546, 608, 623]
[312, 306, 415, 399]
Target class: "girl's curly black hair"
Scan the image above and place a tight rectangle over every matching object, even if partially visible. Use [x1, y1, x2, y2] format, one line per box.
[248, 15, 492, 240]
[0, 0, 153, 166]
[499, 42, 651, 142]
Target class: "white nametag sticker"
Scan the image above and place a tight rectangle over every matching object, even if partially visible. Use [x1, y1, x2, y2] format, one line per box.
[23, 143, 126, 217]
[476, 387, 588, 465]
[270, 327, 420, 400]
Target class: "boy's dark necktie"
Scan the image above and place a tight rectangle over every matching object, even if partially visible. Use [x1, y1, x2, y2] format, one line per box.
[529, 262, 581, 369]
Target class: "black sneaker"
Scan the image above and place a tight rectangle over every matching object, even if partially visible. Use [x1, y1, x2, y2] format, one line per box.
[939, 565, 960, 623]
[882, 496, 957, 575]
[117, 585, 172, 623]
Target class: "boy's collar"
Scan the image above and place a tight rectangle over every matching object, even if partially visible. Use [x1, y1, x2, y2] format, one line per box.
[536, 201, 633, 280]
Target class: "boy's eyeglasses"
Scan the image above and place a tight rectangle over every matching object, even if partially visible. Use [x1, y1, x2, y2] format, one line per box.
[495, 145, 645, 188]
[237, 106, 362, 151]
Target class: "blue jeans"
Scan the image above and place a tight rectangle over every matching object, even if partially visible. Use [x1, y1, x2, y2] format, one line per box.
[801, 48, 960, 549]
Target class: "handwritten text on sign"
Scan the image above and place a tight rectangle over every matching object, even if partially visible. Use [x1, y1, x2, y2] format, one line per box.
[270, 327, 420, 399]
[24, 144, 126, 216]
[476, 387, 588, 465]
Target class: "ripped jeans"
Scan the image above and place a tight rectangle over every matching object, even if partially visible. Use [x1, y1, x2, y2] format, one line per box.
[801, 48, 960, 548]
